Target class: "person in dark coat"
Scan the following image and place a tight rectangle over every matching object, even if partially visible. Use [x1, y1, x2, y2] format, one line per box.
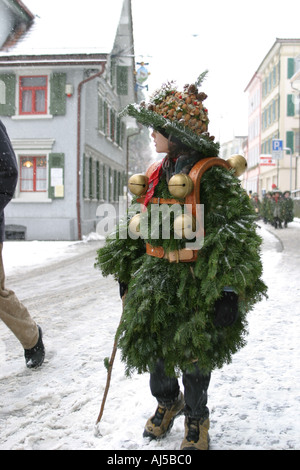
[0, 120, 45, 368]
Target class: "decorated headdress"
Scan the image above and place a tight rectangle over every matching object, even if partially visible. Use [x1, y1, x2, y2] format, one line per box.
[122, 71, 219, 156]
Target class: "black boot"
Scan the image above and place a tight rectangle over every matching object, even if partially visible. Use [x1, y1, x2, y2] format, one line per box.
[24, 326, 45, 369]
[180, 416, 210, 450]
[143, 392, 185, 440]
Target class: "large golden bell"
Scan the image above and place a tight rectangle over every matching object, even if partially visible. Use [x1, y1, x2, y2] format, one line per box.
[128, 213, 142, 238]
[173, 213, 196, 239]
[128, 174, 149, 196]
[226, 154, 247, 177]
[168, 173, 194, 199]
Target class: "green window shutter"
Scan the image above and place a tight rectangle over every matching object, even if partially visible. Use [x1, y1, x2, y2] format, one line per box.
[98, 95, 104, 131]
[287, 58, 295, 79]
[113, 169, 117, 201]
[50, 73, 66, 115]
[89, 157, 93, 199]
[48, 153, 65, 198]
[102, 164, 107, 200]
[103, 101, 108, 135]
[0, 73, 16, 116]
[110, 109, 115, 140]
[83, 153, 86, 198]
[287, 95, 295, 116]
[96, 161, 100, 200]
[286, 131, 294, 154]
[116, 116, 120, 145]
[110, 57, 116, 86]
[121, 121, 126, 148]
[117, 66, 128, 95]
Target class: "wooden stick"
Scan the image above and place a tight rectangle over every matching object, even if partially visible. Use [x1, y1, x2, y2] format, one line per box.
[95, 294, 126, 425]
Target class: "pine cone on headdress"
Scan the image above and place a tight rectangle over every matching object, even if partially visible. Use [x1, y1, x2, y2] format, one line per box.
[187, 84, 198, 95]
[197, 92, 208, 101]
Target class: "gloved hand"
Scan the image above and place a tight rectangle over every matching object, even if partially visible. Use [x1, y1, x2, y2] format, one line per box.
[213, 289, 239, 327]
[118, 280, 128, 299]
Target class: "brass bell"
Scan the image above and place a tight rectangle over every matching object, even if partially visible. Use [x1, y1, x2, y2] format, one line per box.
[226, 154, 247, 177]
[168, 173, 194, 199]
[128, 213, 142, 238]
[173, 213, 196, 239]
[128, 174, 149, 196]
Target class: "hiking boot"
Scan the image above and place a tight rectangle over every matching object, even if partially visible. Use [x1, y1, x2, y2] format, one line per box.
[143, 392, 185, 440]
[24, 326, 45, 369]
[180, 416, 210, 450]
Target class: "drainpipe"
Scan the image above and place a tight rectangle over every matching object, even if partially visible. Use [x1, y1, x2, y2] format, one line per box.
[76, 62, 106, 240]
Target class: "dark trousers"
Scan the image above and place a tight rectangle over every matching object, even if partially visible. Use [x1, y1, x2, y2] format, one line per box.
[149, 359, 211, 421]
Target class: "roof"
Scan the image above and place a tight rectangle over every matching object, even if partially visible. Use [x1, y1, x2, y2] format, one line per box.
[0, 0, 125, 58]
[256, 37, 300, 74]
[244, 37, 300, 92]
[8, 0, 34, 20]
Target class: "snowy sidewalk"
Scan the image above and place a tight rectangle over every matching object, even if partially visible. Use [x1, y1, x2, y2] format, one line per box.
[0, 225, 299, 450]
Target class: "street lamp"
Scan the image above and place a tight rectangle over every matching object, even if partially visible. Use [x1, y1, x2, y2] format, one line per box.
[283, 147, 293, 193]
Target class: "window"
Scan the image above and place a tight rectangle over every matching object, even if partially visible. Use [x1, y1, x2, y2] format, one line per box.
[287, 95, 295, 117]
[19, 76, 47, 115]
[98, 95, 104, 132]
[110, 109, 116, 141]
[117, 66, 128, 95]
[287, 58, 295, 79]
[20, 156, 47, 192]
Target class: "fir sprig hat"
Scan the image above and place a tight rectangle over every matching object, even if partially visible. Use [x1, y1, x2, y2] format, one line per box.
[121, 71, 219, 156]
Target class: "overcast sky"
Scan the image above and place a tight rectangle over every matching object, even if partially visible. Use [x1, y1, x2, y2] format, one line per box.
[131, 0, 300, 143]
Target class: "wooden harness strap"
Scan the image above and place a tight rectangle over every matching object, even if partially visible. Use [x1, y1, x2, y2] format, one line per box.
[140, 157, 230, 263]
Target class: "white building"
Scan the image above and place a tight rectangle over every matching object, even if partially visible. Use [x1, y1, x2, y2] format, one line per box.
[0, 0, 136, 240]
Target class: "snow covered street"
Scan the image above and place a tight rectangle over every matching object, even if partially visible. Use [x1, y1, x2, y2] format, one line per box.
[0, 223, 299, 450]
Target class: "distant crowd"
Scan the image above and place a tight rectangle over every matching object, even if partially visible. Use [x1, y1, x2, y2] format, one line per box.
[249, 188, 294, 229]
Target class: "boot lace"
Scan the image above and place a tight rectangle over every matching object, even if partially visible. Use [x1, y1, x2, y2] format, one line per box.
[186, 418, 199, 443]
[151, 406, 166, 426]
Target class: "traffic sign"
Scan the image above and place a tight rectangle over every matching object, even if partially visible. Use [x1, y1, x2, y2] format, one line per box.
[272, 139, 283, 160]
[260, 155, 276, 166]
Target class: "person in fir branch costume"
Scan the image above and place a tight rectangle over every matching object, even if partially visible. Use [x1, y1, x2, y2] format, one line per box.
[281, 190, 294, 228]
[95, 73, 267, 450]
[270, 188, 283, 229]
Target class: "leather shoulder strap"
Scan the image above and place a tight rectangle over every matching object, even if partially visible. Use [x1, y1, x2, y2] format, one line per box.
[185, 157, 230, 217]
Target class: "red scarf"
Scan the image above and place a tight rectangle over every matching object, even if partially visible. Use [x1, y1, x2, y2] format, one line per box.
[142, 160, 164, 209]
[142, 156, 178, 210]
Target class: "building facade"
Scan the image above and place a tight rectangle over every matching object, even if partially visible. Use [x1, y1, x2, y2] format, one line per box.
[244, 73, 261, 194]
[0, 0, 136, 240]
[244, 38, 300, 196]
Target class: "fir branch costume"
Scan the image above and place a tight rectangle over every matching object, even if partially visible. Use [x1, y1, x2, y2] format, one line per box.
[95, 75, 267, 447]
[96, 167, 266, 376]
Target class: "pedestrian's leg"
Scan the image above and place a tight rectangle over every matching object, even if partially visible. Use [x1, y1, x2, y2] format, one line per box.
[143, 359, 184, 439]
[181, 364, 211, 450]
[149, 359, 180, 406]
[0, 243, 38, 350]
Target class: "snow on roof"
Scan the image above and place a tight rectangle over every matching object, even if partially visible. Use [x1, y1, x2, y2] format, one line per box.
[0, 0, 125, 56]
